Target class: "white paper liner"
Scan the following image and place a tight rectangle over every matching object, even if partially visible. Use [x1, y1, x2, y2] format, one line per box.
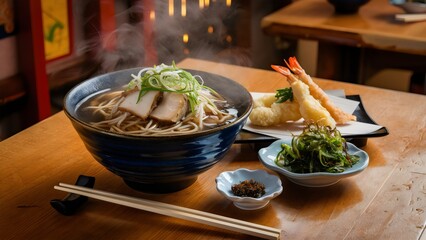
[243, 92, 384, 138]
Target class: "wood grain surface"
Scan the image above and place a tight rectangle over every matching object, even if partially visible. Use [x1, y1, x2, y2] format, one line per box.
[261, 0, 426, 55]
[1, 58, 425, 239]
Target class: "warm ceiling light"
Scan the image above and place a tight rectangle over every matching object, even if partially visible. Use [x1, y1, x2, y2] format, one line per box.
[208, 26, 214, 34]
[199, 0, 204, 9]
[183, 33, 189, 43]
[205, 0, 210, 7]
[181, 0, 187, 17]
[169, 0, 174, 16]
[226, 0, 231, 7]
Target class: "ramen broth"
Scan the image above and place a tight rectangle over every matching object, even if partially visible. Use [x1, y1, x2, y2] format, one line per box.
[76, 87, 239, 135]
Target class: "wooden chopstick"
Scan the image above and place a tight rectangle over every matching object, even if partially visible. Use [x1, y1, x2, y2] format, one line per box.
[54, 183, 281, 240]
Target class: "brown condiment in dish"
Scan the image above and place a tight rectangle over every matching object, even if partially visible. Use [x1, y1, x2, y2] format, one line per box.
[231, 179, 266, 198]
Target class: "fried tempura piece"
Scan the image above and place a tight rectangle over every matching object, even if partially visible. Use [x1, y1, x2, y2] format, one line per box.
[272, 100, 301, 123]
[250, 94, 301, 127]
[253, 94, 276, 108]
[291, 80, 336, 128]
[271, 65, 336, 128]
[286, 57, 356, 124]
[250, 107, 278, 126]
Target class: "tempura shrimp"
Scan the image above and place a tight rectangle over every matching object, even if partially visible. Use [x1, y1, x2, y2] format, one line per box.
[285, 57, 356, 124]
[249, 94, 301, 127]
[271, 65, 336, 128]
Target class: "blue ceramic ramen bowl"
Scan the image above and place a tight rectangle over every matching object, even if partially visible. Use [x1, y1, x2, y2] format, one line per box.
[64, 68, 253, 193]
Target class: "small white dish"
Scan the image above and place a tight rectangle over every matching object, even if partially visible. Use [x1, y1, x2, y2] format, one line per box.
[258, 139, 369, 187]
[215, 168, 283, 210]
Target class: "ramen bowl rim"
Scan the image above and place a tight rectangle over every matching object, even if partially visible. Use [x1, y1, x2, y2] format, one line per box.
[63, 67, 253, 140]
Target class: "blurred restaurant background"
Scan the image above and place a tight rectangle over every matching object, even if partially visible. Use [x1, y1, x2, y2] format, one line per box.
[0, 0, 425, 140]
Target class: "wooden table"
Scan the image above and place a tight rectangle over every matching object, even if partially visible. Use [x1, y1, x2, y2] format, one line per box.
[261, 0, 426, 84]
[1, 58, 425, 239]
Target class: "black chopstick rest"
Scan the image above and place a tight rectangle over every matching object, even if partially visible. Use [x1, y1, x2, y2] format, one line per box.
[50, 175, 96, 216]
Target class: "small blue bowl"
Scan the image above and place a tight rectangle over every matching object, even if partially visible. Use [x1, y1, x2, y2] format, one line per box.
[216, 168, 283, 210]
[258, 139, 369, 187]
[64, 68, 252, 193]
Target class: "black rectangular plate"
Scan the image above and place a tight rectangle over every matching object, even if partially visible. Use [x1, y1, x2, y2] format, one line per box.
[235, 95, 388, 147]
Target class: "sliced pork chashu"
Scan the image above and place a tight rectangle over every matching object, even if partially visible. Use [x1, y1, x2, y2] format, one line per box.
[149, 92, 188, 123]
[118, 90, 161, 120]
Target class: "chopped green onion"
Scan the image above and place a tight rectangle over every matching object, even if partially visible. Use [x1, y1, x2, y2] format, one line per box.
[126, 61, 206, 113]
[275, 123, 360, 173]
